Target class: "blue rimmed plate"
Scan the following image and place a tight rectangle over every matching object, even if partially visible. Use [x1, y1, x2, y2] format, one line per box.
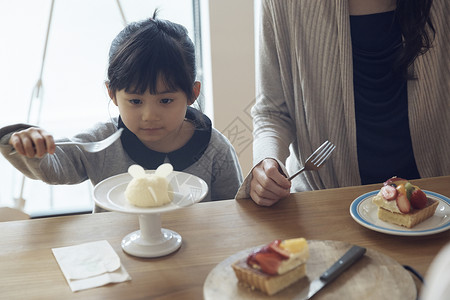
[350, 190, 450, 236]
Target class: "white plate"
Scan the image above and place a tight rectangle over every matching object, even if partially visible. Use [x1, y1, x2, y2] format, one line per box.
[204, 240, 416, 300]
[93, 170, 208, 214]
[350, 190, 450, 236]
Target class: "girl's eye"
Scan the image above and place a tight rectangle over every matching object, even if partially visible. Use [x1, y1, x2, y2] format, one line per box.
[129, 99, 142, 105]
[160, 98, 173, 104]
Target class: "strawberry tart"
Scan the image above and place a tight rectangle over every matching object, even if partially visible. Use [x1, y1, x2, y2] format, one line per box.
[231, 238, 309, 296]
[372, 177, 439, 228]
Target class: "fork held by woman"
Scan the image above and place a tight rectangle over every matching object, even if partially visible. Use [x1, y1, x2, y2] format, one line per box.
[244, 140, 336, 207]
[288, 141, 336, 181]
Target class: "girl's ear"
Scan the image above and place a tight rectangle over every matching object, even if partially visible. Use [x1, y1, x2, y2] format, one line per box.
[189, 81, 201, 105]
[105, 82, 118, 106]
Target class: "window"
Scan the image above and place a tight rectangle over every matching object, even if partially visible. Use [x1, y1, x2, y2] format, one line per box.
[0, 0, 207, 216]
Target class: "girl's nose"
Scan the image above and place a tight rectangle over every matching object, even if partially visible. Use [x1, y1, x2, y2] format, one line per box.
[142, 104, 160, 122]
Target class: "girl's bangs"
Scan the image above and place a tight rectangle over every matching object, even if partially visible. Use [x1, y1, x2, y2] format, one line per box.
[126, 68, 180, 95]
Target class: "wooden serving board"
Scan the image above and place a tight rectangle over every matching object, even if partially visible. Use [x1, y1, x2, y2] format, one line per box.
[203, 240, 416, 300]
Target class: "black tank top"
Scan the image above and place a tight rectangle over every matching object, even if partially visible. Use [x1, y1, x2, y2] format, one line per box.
[350, 10, 420, 184]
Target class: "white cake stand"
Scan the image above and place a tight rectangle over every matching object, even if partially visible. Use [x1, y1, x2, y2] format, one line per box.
[93, 171, 208, 258]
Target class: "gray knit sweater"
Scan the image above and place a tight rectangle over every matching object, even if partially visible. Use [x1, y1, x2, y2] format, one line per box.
[237, 0, 449, 198]
[0, 118, 243, 211]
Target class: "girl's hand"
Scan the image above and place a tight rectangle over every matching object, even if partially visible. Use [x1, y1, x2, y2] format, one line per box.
[9, 127, 55, 158]
[250, 158, 291, 206]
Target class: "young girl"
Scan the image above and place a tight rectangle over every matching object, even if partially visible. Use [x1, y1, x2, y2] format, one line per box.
[0, 12, 243, 212]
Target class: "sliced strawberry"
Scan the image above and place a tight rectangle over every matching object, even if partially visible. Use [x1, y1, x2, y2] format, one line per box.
[396, 192, 411, 213]
[384, 176, 407, 187]
[269, 242, 290, 259]
[256, 240, 281, 253]
[381, 185, 398, 201]
[410, 189, 427, 209]
[253, 252, 282, 275]
[247, 252, 258, 266]
[270, 239, 282, 247]
[257, 244, 271, 254]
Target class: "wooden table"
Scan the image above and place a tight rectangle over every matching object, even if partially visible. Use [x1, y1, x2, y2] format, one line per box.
[0, 176, 449, 299]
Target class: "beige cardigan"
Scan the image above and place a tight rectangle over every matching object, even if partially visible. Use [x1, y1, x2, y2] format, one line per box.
[236, 0, 449, 198]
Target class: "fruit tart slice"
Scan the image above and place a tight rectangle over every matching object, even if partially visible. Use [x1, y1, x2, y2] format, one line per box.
[372, 177, 439, 228]
[231, 238, 309, 295]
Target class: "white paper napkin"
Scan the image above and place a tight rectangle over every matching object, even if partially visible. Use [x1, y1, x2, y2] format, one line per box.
[52, 240, 131, 292]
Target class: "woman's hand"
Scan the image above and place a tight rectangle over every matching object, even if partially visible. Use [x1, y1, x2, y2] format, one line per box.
[9, 127, 55, 158]
[250, 158, 291, 206]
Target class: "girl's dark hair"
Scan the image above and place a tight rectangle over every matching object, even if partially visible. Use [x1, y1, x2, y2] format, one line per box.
[394, 0, 435, 79]
[107, 11, 197, 100]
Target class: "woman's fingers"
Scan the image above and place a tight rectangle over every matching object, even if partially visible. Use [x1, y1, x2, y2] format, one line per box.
[263, 160, 291, 189]
[250, 159, 291, 206]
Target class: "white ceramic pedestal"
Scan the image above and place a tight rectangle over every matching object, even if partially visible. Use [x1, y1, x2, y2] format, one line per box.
[121, 213, 182, 258]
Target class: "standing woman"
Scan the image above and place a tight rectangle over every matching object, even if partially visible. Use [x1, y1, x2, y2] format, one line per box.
[236, 0, 449, 206]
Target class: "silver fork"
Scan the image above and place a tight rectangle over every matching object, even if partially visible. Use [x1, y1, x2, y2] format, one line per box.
[287, 140, 336, 181]
[10, 128, 124, 155]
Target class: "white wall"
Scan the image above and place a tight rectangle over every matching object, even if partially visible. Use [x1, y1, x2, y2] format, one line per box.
[208, 0, 255, 175]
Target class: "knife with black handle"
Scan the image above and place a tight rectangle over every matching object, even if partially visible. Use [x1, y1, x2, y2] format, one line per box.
[297, 245, 367, 300]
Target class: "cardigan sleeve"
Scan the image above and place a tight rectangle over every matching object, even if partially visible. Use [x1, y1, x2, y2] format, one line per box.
[235, 1, 301, 199]
[252, 0, 296, 166]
